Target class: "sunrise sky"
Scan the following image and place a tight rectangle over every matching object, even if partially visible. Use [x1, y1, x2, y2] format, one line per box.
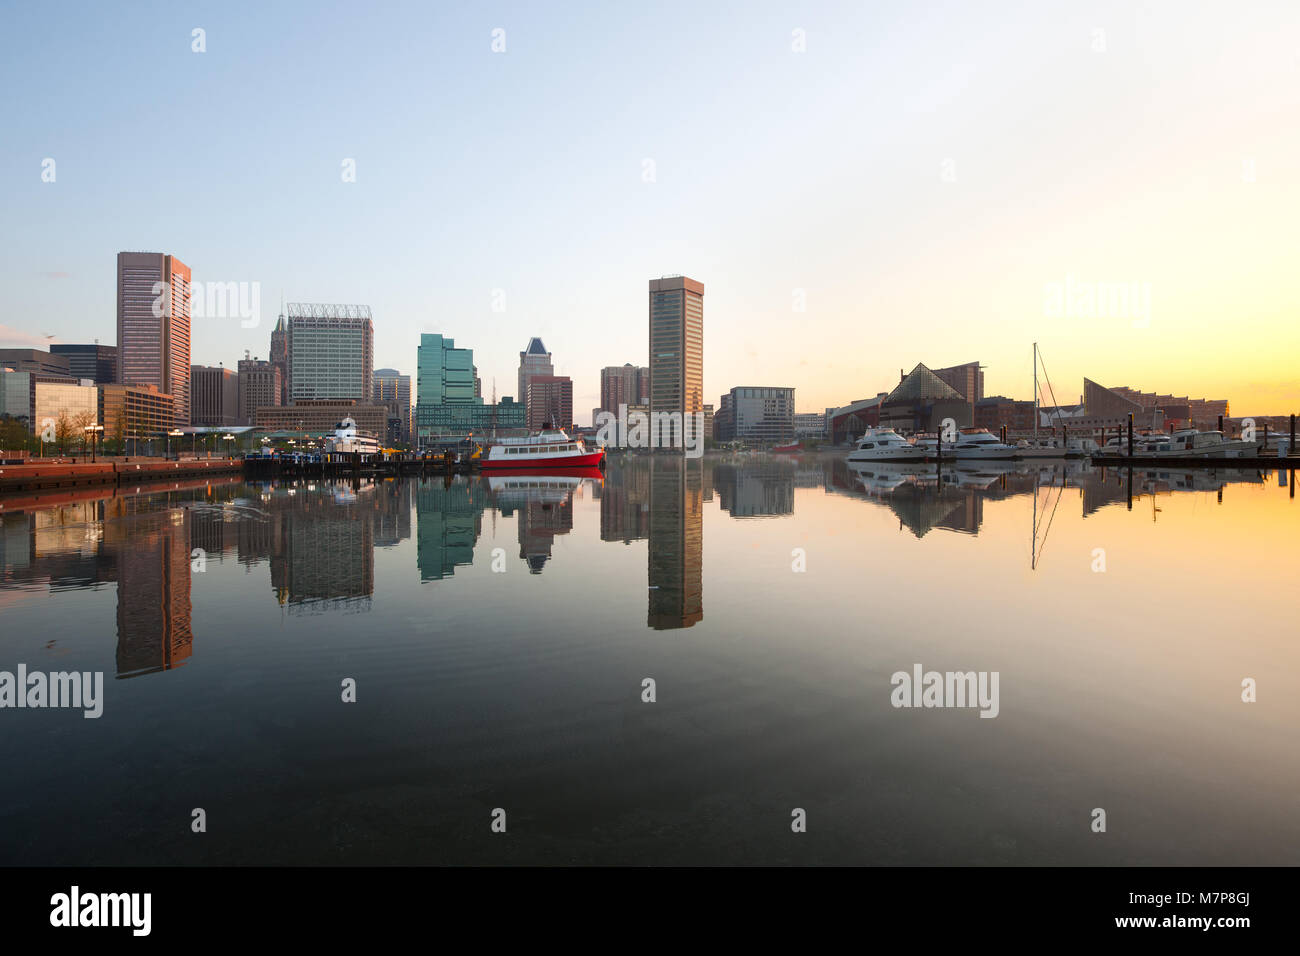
[1, 0, 1297, 418]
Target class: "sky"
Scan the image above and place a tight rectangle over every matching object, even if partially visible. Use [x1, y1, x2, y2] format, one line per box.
[1, 0, 1297, 420]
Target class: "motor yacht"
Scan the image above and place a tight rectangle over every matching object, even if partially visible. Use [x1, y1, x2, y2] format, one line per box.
[846, 428, 928, 462]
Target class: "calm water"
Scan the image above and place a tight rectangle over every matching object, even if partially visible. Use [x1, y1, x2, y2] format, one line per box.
[1, 454, 1296, 865]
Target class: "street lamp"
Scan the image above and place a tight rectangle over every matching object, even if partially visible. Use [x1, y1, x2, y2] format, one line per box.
[84, 422, 104, 463]
[222, 433, 235, 459]
[168, 428, 183, 461]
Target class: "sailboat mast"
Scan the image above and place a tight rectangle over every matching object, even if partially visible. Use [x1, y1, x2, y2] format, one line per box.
[1033, 342, 1039, 440]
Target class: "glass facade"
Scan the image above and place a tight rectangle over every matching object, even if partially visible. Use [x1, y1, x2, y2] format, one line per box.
[415, 334, 525, 443]
[648, 277, 704, 448]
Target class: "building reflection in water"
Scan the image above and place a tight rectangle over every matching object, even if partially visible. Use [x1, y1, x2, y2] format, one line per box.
[415, 477, 484, 581]
[647, 456, 703, 630]
[713, 460, 794, 518]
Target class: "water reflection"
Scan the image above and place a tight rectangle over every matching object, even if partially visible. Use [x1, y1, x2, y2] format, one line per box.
[0, 456, 1292, 679]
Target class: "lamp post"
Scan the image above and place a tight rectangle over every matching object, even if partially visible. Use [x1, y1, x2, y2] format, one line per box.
[222, 433, 235, 459]
[84, 422, 103, 463]
[168, 428, 183, 461]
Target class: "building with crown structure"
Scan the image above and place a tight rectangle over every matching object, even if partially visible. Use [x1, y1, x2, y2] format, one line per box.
[518, 338, 553, 427]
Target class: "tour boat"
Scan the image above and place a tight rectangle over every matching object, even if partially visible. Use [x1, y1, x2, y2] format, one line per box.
[479, 426, 605, 470]
[772, 441, 802, 453]
[847, 428, 928, 462]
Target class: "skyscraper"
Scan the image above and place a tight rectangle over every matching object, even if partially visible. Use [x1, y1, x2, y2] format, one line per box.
[600, 363, 650, 415]
[518, 338, 553, 426]
[648, 276, 703, 449]
[116, 251, 191, 425]
[374, 367, 412, 444]
[237, 357, 282, 424]
[526, 374, 573, 430]
[285, 303, 373, 404]
[416, 334, 524, 445]
[269, 310, 289, 405]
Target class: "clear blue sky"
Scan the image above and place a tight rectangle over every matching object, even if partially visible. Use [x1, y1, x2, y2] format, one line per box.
[2, 0, 1297, 417]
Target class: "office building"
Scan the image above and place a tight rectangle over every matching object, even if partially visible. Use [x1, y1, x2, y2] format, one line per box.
[286, 303, 373, 404]
[600, 363, 650, 415]
[269, 311, 289, 405]
[0, 349, 70, 377]
[374, 368, 412, 444]
[518, 338, 554, 425]
[717, 386, 794, 444]
[648, 276, 703, 449]
[191, 365, 239, 426]
[50, 344, 117, 384]
[416, 333, 524, 444]
[238, 358, 282, 424]
[117, 251, 191, 425]
[254, 399, 386, 437]
[99, 383, 176, 444]
[526, 375, 573, 430]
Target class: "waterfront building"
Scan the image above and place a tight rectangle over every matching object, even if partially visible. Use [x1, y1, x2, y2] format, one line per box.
[599, 363, 650, 418]
[191, 365, 239, 426]
[518, 338, 554, 426]
[117, 251, 191, 425]
[374, 368, 413, 444]
[1109, 386, 1229, 428]
[254, 399, 385, 438]
[933, 361, 984, 406]
[878, 364, 970, 434]
[237, 357, 282, 425]
[827, 395, 887, 444]
[648, 276, 704, 449]
[416, 333, 525, 444]
[526, 374, 573, 430]
[98, 383, 176, 444]
[974, 396, 1036, 433]
[718, 386, 795, 444]
[285, 303, 373, 404]
[50, 344, 118, 384]
[794, 411, 826, 439]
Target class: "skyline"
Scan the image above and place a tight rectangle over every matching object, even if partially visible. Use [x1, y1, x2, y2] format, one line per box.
[2, 1, 1298, 416]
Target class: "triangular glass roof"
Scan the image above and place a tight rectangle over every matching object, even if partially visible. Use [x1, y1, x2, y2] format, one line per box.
[525, 337, 548, 355]
[884, 364, 964, 403]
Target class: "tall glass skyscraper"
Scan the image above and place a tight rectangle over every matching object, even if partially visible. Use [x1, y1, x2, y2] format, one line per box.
[648, 276, 703, 449]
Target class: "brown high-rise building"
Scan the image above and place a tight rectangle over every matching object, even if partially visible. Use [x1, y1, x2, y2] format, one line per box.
[238, 357, 282, 424]
[518, 338, 554, 425]
[190, 364, 239, 426]
[600, 363, 650, 414]
[117, 252, 192, 425]
[269, 311, 289, 405]
[648, 276, 703, 449]
[526, 375, 573, 430]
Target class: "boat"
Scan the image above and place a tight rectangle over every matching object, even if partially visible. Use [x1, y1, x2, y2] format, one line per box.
[847, 428, 928, 462]
[948, 428, 1020, 460]
[1144, 429, 1258, 459]
[772, 440, 802, 453]
[478, 425, 606, 470]
[325, 417, 382, 457]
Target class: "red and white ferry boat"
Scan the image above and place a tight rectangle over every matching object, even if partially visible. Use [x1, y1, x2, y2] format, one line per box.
[478, 426, 606, 471]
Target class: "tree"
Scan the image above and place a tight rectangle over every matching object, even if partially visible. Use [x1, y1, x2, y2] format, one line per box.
[54, 409, 73, 456]
[72, 409, 94, 456]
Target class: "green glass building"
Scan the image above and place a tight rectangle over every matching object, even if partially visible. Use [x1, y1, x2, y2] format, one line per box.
[415, 334, 526, 446]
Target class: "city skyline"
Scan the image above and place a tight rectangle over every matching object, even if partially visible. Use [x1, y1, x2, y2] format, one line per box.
[2, 2, 1297, 417]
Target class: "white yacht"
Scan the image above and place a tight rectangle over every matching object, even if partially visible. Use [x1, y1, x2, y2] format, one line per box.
[847, 428, 927, 462]
[948, 428, 1020, 460]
